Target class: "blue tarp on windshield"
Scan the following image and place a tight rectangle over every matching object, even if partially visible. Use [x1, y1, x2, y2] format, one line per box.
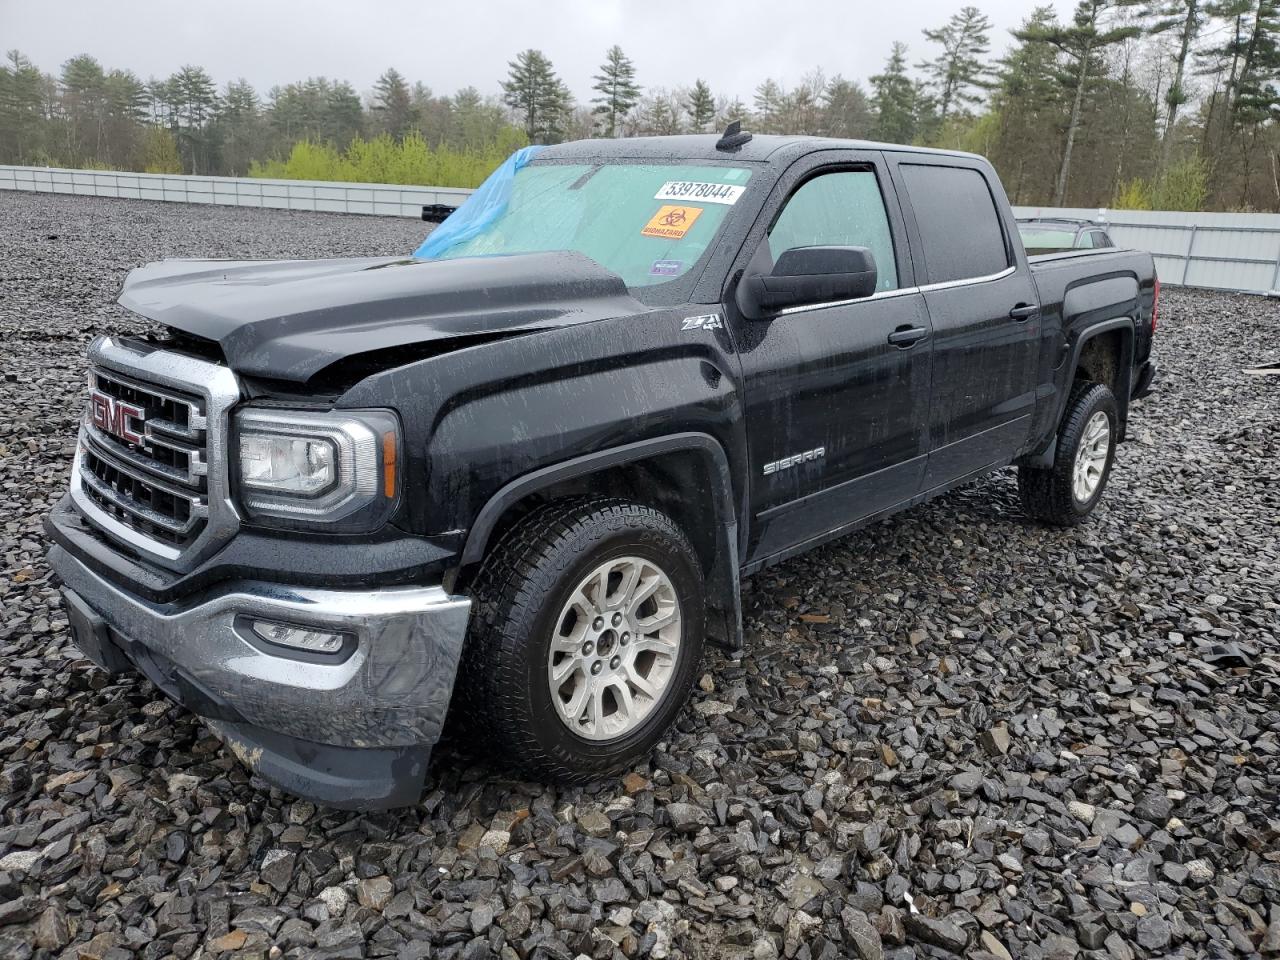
[412, 145, 544, 259]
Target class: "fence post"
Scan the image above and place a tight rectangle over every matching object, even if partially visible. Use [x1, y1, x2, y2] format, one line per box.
[1181, 225, 1198, 285]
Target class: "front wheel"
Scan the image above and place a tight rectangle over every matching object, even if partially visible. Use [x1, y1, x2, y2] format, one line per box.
[1018, 381, 1119, 526]
[456, 498, 706, 782]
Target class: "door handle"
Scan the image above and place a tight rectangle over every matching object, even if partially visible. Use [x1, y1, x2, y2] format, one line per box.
[1009, 303, 1038, 321]
[887, 325, 928, 347]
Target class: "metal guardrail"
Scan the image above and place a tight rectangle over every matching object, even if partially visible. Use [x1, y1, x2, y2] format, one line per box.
[3, 166, 1278, 293]
[1015, 205, 1280, 295]
[0, 165, 474, 219]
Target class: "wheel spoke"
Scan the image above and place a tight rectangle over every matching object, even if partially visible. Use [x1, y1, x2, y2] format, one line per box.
[630, 574, 662, 610]
[609, 678, 636, 723]
[637, 605, 679, 633]
[617, 561, 642, 608]
[563, 675, 592, 723]
[626, 665, 660, 700]
[550, 656, 578, 685]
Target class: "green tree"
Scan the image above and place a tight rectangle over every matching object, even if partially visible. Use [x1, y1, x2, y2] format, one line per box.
[1017, 0, 1142, 204]
[685, 78, 715, 132]
[215, 79, 262, 176]
[919, 6, 994, 125]
[502, 49, 572, 142]
[0, 51, 49, 163]
[822, 75, 874, 138]
[325, 80, 364, 145]
[871, 43, 919, 143]
[372, 67, 416, 138]
[753, 78, 786, 133]
[1143, 0, 1208, 169]
[633, 89, 683, 135]
[989, 8, 1071, 203]
[164, 65, 219, 174]
[60, 54, 108, 162]
[591, 45, 640, 136]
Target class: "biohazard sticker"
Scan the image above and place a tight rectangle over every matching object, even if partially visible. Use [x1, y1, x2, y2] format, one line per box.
[655, 181, 745, 205]
[642, 205, 702, 239]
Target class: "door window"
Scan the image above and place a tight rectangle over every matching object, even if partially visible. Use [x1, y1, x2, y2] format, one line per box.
[899, 164, 1010, 283]
[767, 170, 899, 292]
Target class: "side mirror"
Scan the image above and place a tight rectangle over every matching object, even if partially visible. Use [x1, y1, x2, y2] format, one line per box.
[737, 245, 878, 319]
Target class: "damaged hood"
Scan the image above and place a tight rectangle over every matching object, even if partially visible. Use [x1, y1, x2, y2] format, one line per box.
[118, 251, 647, 382]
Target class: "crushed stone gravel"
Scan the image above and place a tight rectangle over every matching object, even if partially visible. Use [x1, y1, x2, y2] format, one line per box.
[1, 191, 1277, 960]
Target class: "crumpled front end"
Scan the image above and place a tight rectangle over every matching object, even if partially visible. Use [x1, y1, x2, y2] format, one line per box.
[47, 334, 472, 809]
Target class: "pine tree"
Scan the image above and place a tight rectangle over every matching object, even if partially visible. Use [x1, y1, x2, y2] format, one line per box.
[165, 65, 218, 173]
[685, 78, 716, 132]
[753, 78, 786, 133]
[216, 79, 262, 175]
[988, 7, 1066, 203]
[919, 6, 994, 124]
[1016, 0, 1141, 205]
[325, 80, 363, 146]
[503, 49, 573, 143]
[0, 51, 47, 163]
[591, 45, 640, 137]
[373, 68, 415, 138]
[871, 43, 919, 143]
[821, 75, 874, 138]
[1142, 0, 1207, 169]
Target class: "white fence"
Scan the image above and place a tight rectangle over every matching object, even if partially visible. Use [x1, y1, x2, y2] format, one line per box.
[0, 165, 473, 219]
[1015, 205, 1280, 295]
[4, 165, 1279, 293]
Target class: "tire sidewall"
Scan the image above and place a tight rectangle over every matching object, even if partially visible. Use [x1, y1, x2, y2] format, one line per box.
[516, 517, 705, 772]
[1063, 386, 1118, 517]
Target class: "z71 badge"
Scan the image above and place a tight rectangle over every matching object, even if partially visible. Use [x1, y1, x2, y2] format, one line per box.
[763, 447, 825, 475]
[681, 313, 723, 332]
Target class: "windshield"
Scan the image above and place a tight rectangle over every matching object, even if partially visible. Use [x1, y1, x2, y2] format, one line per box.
[431, 161, 753, 290]
[1018, 225, 1077, 252]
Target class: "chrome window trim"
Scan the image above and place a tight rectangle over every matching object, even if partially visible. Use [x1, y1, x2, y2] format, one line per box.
[775, 265, 1017, 317]
[70, 335, 242, 572]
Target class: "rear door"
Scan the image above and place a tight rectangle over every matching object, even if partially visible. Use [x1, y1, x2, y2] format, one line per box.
[888, 155, 1041, 488]
[727, 151, 933, 564]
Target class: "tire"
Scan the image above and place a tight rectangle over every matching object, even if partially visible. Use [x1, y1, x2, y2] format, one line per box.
[1018, 380, 1119, 526]
[456, 497, 706, 782]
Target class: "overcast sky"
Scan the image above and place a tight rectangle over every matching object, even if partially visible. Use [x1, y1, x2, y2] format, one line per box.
[2, 0, 1076, 102]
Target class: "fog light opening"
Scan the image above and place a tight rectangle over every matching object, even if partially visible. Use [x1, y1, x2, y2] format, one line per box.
[249, 619, 348, 655]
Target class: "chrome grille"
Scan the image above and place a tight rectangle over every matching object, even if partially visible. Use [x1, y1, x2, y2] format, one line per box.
[80, 368, 208, 548]
[70, 336, 241, 570]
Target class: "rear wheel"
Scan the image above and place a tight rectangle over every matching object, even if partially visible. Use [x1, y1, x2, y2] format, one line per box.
[456, 498, 705, 782]
[1018, 381, 1118, 526]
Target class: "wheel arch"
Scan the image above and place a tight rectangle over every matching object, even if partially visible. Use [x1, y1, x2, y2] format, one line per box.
[1024, 317, 1134, 469]
[455, 433, 744, 653]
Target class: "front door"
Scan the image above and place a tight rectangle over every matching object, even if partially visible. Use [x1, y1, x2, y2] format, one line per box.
[727, 153, 934, 564]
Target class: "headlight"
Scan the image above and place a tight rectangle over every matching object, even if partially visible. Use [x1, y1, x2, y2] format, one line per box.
[234, 408, 400, 531]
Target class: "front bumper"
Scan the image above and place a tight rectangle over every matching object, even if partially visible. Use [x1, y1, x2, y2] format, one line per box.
[49, 543, 471, 809]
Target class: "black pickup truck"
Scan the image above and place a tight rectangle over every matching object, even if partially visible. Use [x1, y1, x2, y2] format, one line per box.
[46, 131, 1158, 808]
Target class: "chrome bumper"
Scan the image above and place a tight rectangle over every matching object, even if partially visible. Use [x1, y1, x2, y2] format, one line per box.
[49, 544, 472, 807]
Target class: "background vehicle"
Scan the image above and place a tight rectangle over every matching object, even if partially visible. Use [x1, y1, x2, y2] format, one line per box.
[1017, 215, 1115, 254]
[46, 132, 1158, 808]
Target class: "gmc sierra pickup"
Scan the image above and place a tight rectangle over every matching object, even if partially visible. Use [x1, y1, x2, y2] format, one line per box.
[46, 130, 1158, 809]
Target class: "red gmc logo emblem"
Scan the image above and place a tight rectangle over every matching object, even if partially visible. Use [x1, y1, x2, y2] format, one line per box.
[90, 390, 145, 445]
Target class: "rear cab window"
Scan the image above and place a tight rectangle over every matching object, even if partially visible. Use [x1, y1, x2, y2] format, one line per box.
[898, 163, 1011, 283]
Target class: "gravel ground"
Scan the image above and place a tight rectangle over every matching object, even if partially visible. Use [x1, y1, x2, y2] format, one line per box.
[1, 191, 1278, 960]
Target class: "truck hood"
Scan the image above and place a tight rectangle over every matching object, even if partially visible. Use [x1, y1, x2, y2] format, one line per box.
[118, 251, 647, 382]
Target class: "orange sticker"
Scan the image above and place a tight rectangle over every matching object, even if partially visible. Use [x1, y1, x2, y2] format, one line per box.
[641, 205, 703, 240]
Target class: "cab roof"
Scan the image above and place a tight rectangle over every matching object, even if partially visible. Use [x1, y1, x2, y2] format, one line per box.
[535, 133, 984, 166]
